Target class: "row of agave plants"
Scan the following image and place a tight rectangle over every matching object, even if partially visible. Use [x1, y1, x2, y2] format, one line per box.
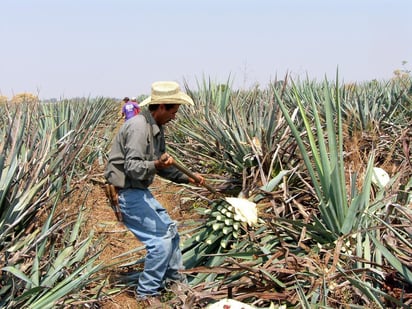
[0, 98, 119, 308]
[159, 74, 412, 308]
[1, 73, 411, 308]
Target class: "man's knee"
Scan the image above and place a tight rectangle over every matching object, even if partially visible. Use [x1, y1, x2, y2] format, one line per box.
[165, 222, 178, 239]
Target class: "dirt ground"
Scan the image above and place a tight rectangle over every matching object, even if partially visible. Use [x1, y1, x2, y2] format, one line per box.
[84, 174, 194, 309]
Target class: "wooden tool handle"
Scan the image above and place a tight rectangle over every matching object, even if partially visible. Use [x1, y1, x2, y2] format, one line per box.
[160, 153, 217, 194]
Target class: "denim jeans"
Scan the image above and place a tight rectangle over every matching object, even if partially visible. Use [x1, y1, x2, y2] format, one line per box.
[118, 188, 185, 297]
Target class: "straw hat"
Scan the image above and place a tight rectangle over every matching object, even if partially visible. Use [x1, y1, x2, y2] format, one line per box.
[140, 81, 194, 107]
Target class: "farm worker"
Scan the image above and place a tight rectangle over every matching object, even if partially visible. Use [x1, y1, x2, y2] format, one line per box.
[120, 96, 129, 118]
[104, 81, 204, 307]
[121, 96, 141, 121]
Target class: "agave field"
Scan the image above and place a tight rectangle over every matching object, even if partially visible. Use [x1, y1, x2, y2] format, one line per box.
[1, 74, 411, 308]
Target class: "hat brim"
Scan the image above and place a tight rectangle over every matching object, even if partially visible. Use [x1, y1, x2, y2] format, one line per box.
[139, 92, 194, 107]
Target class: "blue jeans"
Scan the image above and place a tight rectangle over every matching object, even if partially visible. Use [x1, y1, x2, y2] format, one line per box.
[118, 188, 185, 297]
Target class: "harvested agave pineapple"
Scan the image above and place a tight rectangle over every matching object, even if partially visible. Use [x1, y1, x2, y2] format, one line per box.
[182, 197, 257, 270]
[225, 197, 257, 226]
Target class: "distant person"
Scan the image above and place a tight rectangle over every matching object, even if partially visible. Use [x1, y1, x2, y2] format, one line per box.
[121, 96, 141, 121]
[120, 97, 129, 118]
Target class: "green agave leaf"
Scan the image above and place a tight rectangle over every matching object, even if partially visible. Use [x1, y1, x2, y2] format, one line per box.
[13, 286, 44, 303]
[369, 233, 412, 284]
[41, 246, 74, 287]
[341, 155, 374, 234]
[344, 271, 402, 308]
[28, 262, 102, 309]
[31, 248, 41, 287]
[259, 170, 290, 192]
[2, 266, 34, 285]
[260, 269, 286, 288]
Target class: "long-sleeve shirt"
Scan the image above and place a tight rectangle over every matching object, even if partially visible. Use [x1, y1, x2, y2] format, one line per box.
[105, 110, 189, 188]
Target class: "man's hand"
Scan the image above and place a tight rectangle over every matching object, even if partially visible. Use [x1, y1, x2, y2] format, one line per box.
[155, 153, 174, 169]
[189, 173, 205, 185]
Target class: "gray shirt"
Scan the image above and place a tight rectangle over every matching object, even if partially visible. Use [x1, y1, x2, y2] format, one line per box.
[104, 110, 189, 188]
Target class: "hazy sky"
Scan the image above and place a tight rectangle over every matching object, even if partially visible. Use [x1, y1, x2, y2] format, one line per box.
[1, 0, 411, 100]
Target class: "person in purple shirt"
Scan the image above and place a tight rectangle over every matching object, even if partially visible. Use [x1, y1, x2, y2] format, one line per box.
[121, 97, 141, 121]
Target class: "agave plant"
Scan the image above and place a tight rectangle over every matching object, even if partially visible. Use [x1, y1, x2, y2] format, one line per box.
[167, 78, 297, 198]
[0, 97, 118, 308]
[170, 75, 412, 307]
